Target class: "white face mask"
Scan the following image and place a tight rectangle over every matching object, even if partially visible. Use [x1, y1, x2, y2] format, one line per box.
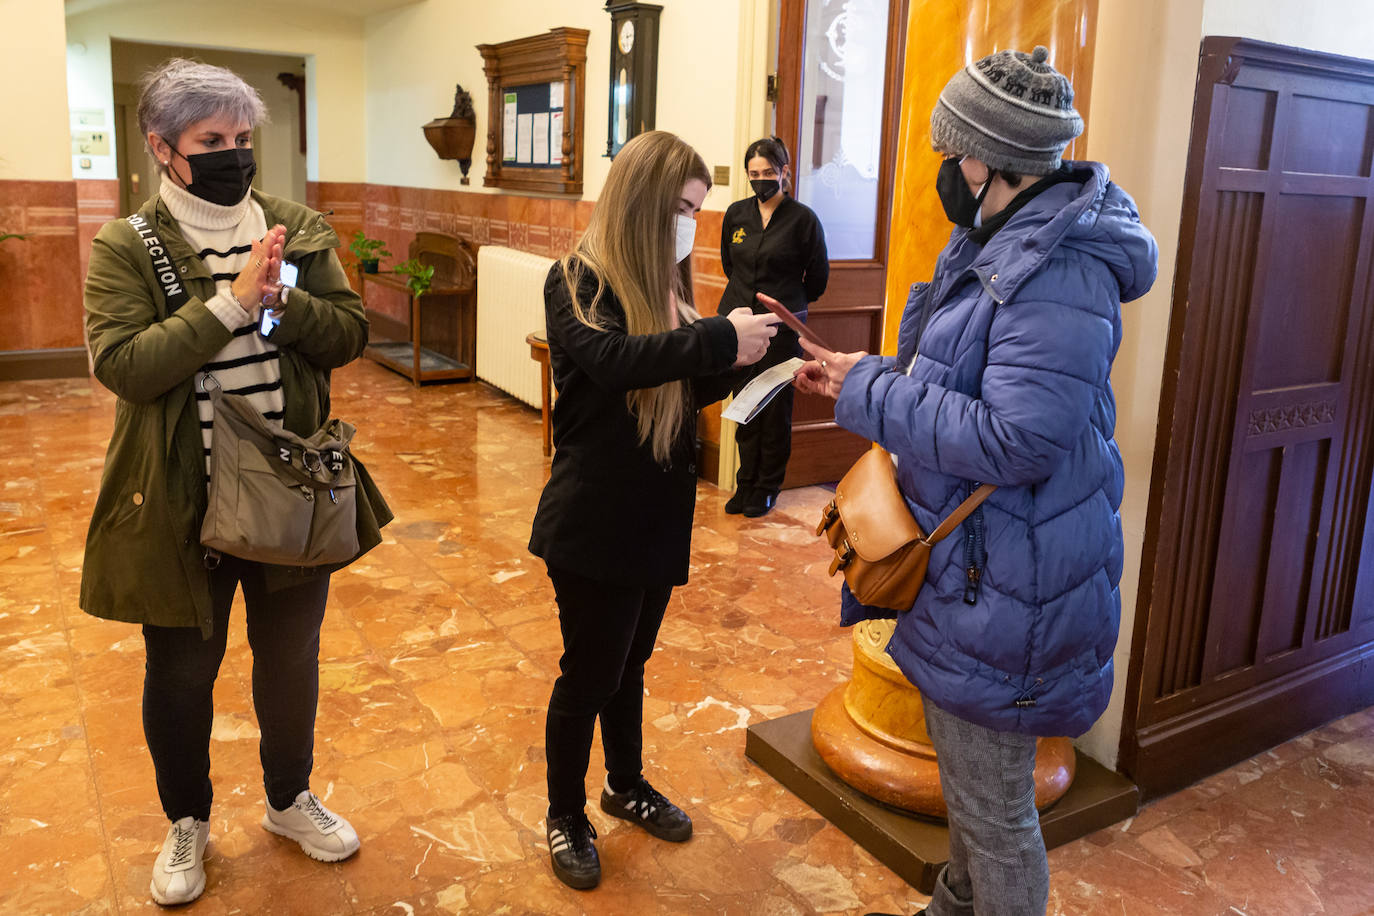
[674, 213, 696, 264]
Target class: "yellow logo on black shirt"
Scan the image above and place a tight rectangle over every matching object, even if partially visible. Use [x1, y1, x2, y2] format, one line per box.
[731, 227, 747, 244]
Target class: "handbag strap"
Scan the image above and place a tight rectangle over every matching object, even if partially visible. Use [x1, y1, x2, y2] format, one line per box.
[925, 483, 996, 544]
[126, 212, 190, 311]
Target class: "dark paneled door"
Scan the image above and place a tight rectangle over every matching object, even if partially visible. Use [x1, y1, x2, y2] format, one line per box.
[773, 0, 907, 487]
[1123, 37, 1374, 800]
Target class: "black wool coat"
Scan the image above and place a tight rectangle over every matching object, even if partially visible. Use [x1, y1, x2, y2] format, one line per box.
[528, 262, 740, 586]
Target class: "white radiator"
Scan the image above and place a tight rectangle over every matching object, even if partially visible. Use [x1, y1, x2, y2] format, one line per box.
[476, 245, 555, 408]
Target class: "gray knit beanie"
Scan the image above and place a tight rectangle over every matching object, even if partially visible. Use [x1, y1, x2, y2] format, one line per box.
[930, 46, 1083, 175]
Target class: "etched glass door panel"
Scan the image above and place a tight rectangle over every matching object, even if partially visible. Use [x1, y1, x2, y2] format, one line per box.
[795, 0, 891, 261]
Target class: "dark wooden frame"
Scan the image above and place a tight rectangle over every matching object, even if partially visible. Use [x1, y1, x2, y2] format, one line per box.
[477, 28, 589, 195]
[775, 0, 909, 488]
[1121, 36, 1374, 801]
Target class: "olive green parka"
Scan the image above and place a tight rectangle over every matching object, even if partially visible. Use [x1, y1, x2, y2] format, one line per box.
[81, 190, 388, 637]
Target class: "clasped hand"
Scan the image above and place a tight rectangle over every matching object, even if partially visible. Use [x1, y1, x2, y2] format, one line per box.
[230, 224, 289, 313]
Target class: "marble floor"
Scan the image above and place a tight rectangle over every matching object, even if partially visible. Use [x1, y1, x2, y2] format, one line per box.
[1, 359, 1372, 915]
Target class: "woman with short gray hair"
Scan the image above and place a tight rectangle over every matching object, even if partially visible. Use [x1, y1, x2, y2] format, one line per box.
[81, 58, 377, 906]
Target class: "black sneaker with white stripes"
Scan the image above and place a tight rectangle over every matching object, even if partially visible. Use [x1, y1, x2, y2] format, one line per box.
[546, 812, 600, 890]
[599, 777, 693, 842]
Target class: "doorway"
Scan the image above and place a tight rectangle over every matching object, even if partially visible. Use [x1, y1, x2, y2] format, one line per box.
[110, 40, 307, 215]
[774, 0, 908, 487]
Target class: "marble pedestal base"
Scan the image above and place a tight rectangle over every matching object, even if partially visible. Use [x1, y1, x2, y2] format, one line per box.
[745, 709, 1139, 894]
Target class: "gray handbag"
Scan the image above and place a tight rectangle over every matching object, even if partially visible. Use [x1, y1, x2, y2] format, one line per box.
[199, 375, 360, 566]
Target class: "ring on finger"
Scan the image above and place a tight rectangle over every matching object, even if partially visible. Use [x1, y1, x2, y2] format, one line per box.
[821, 360, 829, 369]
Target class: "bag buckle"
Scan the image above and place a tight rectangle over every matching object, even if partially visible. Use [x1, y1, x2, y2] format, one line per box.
[816, 501, 839, 536]
[829, 539, 855, 576]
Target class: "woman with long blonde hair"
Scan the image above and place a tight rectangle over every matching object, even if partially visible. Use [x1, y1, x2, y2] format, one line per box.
[528, 130, 778, 890]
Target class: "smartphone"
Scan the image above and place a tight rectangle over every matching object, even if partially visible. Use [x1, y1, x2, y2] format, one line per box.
[259, 262, 296, 338]
[758, 293, 835, 352]
[259, 309, 281, 338]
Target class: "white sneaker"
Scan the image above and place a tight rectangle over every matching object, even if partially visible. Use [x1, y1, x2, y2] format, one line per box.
[261, 790, 360, 862]
[149, 816, 209, 906]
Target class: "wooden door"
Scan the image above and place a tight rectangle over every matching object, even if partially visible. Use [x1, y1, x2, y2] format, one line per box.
[1122, 37, 1374, 801]
[775, 0, 908, 487]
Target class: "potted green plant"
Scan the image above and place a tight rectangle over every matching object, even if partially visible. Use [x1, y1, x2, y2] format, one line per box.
[348, 230, 391, 273]
[392, 258, 436, 297]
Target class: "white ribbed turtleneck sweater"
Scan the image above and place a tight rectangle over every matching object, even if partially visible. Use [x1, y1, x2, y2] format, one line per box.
[159, 176, 285, 481]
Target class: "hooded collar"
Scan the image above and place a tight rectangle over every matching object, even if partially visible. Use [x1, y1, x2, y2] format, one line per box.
[957, 161, 1157, 306]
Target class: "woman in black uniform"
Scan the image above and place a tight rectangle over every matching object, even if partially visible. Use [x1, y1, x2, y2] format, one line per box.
[528, 130, 779, 891]
[720, 137, 829, 516]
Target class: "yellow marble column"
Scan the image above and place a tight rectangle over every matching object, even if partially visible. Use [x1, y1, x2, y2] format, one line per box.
[881, 0, 1098, 352]
[812, 620, 1076, 816]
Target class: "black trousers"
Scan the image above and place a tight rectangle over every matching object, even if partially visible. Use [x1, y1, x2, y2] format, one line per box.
[544, 564, 673, 818]
[141, 556, 330, 821]
[733, 334, 798, 495]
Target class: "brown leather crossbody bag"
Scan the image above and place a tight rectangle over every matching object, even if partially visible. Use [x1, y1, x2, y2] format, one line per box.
[816, 446, 995, 612]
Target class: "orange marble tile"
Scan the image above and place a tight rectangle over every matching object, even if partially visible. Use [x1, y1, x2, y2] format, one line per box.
[76, 178, 120, 283]
[2, 363, 1374, 913]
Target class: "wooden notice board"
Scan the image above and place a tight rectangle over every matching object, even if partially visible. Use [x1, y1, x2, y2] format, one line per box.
[478, 28, 588, 195]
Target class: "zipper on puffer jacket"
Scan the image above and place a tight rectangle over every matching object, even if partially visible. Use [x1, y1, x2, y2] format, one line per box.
[962, 486, 987, 606]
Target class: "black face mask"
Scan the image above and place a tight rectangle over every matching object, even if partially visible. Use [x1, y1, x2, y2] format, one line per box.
[936, 157, 992, 228]
[167, 142, 257, 206]
[750, 178, 781, 202]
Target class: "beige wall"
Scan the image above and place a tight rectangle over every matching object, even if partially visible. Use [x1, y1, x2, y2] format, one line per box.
[1074, 0, 1207, 766]
[362, 0, 755, 210]
[64, 1, 367, 183]
[1, 0, 71, 181]
[1202, 0, 1374, 57]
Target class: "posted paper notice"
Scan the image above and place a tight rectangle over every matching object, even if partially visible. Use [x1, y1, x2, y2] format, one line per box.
[502, 93, 517, 162]
[550, 111, 564, 164]
[532, 112, 550, 164]
[516, 113, 533, 163]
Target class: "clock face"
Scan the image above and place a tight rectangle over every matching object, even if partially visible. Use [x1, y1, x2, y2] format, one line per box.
[618, 19, 636, 55]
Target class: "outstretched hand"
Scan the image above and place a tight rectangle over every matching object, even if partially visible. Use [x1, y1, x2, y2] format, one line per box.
[793, 337, 867, 400]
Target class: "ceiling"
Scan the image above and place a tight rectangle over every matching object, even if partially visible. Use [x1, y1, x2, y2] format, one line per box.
[65, 0, 425, 19]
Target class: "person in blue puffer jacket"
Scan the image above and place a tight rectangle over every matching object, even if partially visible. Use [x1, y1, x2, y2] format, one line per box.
[795, 46, 1158, 916]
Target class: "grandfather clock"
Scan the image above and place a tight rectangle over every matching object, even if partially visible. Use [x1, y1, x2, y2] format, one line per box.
[605, 1, 661, 158]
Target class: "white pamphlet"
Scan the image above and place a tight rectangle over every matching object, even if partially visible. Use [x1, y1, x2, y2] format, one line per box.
[502, 93, 517, 162]
[550, 111, 564, 164]
[722, 358, 805, 424]
[532, 112, 550, 164]
[516, 113, 533, 163]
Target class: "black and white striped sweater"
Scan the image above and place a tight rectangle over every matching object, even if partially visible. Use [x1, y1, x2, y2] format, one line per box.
[160, 177, 286, 481]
